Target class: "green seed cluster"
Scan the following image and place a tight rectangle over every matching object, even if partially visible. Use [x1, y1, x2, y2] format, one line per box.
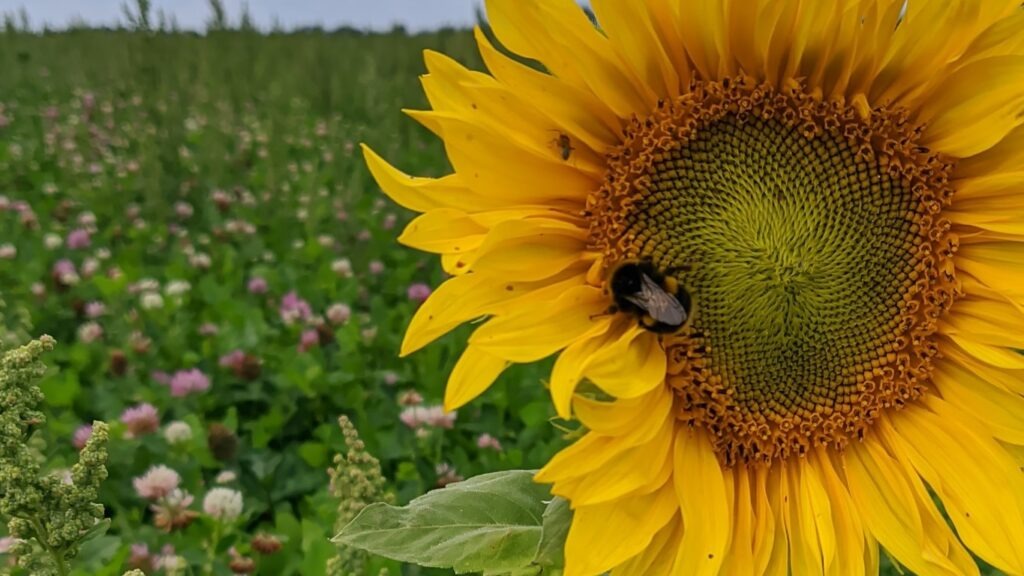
[327, 415, 394, 576]
[0, 336, 110, 575]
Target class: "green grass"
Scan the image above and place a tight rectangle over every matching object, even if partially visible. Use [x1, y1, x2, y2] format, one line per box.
[0, 27, 564, 575]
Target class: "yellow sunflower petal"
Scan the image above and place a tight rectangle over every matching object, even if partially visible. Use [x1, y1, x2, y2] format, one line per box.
[722, 466, 755, 575]
[944, 334, 1024, 370]
[937, 354, 1024, 444]
[549, 317, 617, 418]
[397, 209, 488, 254]
[552, 417, 674, 505]
[405, 111, 597, 208]
[401, 270, 587, 356]
[783, 1, 844, 87]
[482, 0, 587, 87]
[613, 515, 683, 576]
[943, 342, 1024, 395]
[362, 145, 499, 212]
[535, 0, 657, 114]
[958, 8, 1024, 65]
[723, 464, 778, 576]
[786, 457, 835, 576]
[672, 427, 731, 576]
[889, 402, 1024, 574]
[870, 1, 986, 105]
[939, 295, 1024, 349]
[573, 385, 674, 435]
[763, 464, 792, 576]
[420, 51, 607, 176]
[843, 0, 904, 99]
[844, 437, 942, 576]
[918, 55, 1024, 158]
[444, 346, 510, 411]
[954, 240, 1024, 304]
[406, 212, 576, 270]
[590, 0, 680, 99]
[723, 0, 765, 79]
[820, 1, 869, 92]
[467, 218, 590, 282]
[960, 271, 1024, 315]
[876, 418, 980, 576]
[485, 0, 653, 118]
[563, 481, 678, 576]
[751, 465, 778, 576]
[401, 274, 498, 356]
[952, 170, 1024, 201]
[473, 27, 623, 150]
[675, 0, 729, 81]
[585, 328, 666, 400]
[641, 0, 691, 84]
[956, 124, 1024, 178]
[469, 285, 609, 362]
[813, 447, 867, 576]
[536, 389, 673, 484]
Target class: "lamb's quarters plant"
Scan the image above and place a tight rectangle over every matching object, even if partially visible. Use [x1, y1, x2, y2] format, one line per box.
[0, 336, 140, 576]
[327, 415, 393, 576]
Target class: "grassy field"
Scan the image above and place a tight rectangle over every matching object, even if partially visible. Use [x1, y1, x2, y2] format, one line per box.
[0, 26, 566, 575]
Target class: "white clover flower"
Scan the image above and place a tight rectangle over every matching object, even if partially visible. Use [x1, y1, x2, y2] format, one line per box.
[203, 487, 243, 522]
[140, 292, 164, 310]
[331, 258, 353, 278]
[44, 233, 63, 250]
[165, 280, 192, 297]
[163, 421, 193, 445]
[133, 465, 181, 500]
[76, 321, 104, 343]
[80, 257, 100, 278]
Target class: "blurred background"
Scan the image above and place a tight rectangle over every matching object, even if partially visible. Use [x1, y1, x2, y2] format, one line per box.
[0, 1, 569, 574]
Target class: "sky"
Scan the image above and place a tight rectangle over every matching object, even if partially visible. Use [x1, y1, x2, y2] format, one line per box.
[0, 0, 487, 32]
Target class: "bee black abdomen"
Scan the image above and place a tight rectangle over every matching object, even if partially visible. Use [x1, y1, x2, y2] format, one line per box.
[675, 288, 692, 317]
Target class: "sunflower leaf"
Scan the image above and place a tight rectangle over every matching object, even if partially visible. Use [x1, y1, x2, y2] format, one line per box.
[536, 497, 571, 568]
[332, 470, 554, 574]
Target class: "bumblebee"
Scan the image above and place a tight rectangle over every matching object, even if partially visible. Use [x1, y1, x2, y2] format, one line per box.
[608, 259, 691, 334]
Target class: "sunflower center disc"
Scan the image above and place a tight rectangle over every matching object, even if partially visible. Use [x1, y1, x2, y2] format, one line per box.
[588, 79, 961, 464]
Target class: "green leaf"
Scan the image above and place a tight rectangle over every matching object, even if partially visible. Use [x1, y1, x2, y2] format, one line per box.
[300, 518, 333, 576]
[333, 470, 550, 574]
[536, 497, 570, 568]
[39, 371, 80, 407]
[78, 518, 111, 544]
[298, 441, 327, 467]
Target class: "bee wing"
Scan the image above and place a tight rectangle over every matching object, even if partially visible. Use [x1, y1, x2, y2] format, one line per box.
[625, 274, 687, 326]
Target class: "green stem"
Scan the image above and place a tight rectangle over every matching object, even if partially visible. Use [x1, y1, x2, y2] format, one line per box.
[29, 517, 69, 576]
[202, 522, 223, 576]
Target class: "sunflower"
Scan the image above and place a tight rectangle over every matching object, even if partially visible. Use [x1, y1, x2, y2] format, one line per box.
[364, 1, 1024, 574]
